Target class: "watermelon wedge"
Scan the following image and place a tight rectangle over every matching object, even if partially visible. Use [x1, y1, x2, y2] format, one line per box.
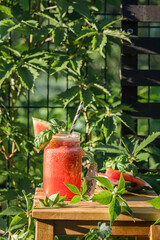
[32, 117, 50, 137]
[98, 168, 151, 188]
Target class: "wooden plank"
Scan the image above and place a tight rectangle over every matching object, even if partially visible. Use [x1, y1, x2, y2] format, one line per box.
[150, 225, 160, 240]
[35, 220, 54, 240]
[122, 38, 160, 54]
[54, 220, 151, 237]
[122, 5, 160, 22]
[121, 70, 160, 86]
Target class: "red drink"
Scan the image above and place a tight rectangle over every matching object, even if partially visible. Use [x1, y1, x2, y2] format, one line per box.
[43, 132, 82, 199]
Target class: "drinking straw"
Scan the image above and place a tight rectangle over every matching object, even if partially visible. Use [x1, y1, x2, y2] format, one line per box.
[70, 102, 83, 134]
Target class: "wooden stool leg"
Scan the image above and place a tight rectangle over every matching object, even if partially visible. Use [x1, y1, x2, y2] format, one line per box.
[35, 219, 54, 240]
[150, 225, 160, 240]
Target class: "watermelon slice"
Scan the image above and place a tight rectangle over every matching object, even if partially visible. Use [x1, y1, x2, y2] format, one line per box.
[98, 168, 151, 188]
[32, 117, 50, 137]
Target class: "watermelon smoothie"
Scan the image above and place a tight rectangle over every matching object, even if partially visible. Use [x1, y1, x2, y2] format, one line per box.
[43, 132, 82, 199]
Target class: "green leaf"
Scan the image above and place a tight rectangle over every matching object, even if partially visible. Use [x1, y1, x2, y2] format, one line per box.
[69, 58, 83, 75]
[0, 5, 13, 18]
[109, 197, 121, 225]
[49, 193, 60, 205]
[70, 195, 81, 204]
[81, 89, 93, 108]
[81, 180, 88, 196]
[117, 173, 125, 193]
[91, 83, 111, 96]
[92, 34, 107, 58]
[59, 86, 80, 107]
[23, 191, 33, 213]
[134, 132, 160, 156]
[0, 207, 25, 216]
[154, 218, 160, 225]
[9, 213, 27, 231]
[116, 113, 136, 134]
[64, 183, 81, 195]
[91, 190, 113, 205]
[51, 59, 69, 74]
[35, 12, 58, 25]
[94, 144, 127, 154]
[0, 217, 6, 231]
[75, 27, 97, 42]
[56, 0, 68, 16]
[0, 19, 15, 38]
[97, 222, 112, 239]
[21, 20, 38, 28]
[147, 196, 160, 209]
[71, 2, 91, 19]
[17, 65, 39, 90]
[3, 45, 21, 57]
[103, 28, 131, 43]
[53, 28, 66, 47]
[34, 129, 53, 150]
[102, 18, 123, 29]
[119, 196, 134, 221]
[0, 62, 17, 86]
[0, 189, 17, 202]
[92, 176, 114, 191]
[103, 117, 116, 140]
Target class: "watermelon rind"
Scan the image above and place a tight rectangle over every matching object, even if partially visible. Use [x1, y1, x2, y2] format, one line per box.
[32, 117, 50, 137]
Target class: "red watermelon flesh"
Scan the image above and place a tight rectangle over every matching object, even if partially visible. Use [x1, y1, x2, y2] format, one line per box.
[98, 168, 151, 188]
[32, 117, 50, 137]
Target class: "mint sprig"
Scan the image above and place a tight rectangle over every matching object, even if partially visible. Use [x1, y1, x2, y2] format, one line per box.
[39, 192, 67, 208]
[34, 119, 65, 150]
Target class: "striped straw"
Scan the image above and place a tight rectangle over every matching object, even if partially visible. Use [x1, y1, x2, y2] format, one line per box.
[70, 102, 83, 134]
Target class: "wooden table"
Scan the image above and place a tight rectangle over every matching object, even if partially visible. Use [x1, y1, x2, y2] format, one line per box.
[32, 188, 160, 240]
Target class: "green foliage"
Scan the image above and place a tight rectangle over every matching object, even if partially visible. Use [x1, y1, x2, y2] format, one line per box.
[0, 191, 35, 239]
[65, 179, 90, 203]
[91, 174, 134, 226]
[39, 192, 68, 208]
[34, 118, 65, 150]
[0, 0, 160, 239]
[83, 222, 111, 240]
[147, 196, 160, 225]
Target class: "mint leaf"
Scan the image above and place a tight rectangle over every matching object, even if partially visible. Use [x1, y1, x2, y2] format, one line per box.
[64, 183, 81, 195]
[119, 196, 134, 221]
[70, 195, 81, 204]
[147, 196, 160, 209]
[91, 190, 113, 205]
[109, 197, 121, 226]
[39, 193, 67, 208]
[154, 218, 160, 225]
[97, 222, 112, 239]
[81, 180, 87, 196]
[34, 129, 52, 149]
[49, 193, 60, 204]
[117, 173, 125, 194]
[93, 176, 114, 191]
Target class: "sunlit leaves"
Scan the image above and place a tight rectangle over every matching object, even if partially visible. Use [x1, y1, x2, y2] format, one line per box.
[17, 66, 39, 90]
[91, 190, 113, 205]
[109, 196, 121, 225]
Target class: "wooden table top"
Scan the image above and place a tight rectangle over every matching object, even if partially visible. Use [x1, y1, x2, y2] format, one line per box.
[32, 188, 160, 222]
